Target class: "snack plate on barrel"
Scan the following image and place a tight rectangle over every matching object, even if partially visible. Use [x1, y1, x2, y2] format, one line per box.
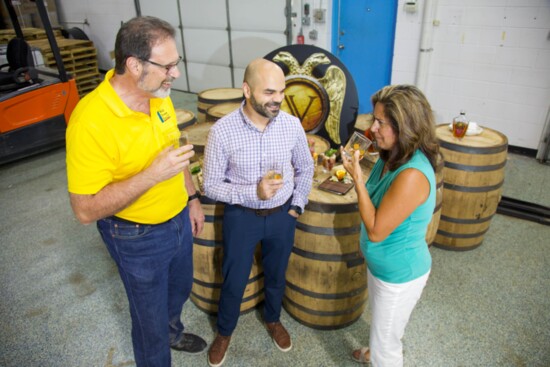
[318, 177, 354, 195]
[318, 168, 354, 195]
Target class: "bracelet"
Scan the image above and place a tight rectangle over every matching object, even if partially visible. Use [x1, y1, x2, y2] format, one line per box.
[188, 192, 201, 201]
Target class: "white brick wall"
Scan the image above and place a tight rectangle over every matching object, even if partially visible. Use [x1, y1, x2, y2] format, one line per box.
[392, 0, 550, 149]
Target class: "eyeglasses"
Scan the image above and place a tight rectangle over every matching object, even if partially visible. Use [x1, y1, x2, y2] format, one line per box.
[373, 117, 392, 129]
[139, 56, 182, 73]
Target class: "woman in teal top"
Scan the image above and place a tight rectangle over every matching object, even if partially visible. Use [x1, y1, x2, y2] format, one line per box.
[342, 85, 439, 367]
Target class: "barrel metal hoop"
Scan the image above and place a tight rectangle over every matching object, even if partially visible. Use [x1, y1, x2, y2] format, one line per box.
[193, 237, 222, 247]
[291, 246, 365, 269]
[439, 140, 507, 154]
[436, 227, 490, 238]
[432, 202, 442, 214]
[283, 293, 366, 316]
[440, 213, 495, 224]
[444, 161, 507, 172]
[203, 214, 224, 223]
[191, 288, 262, 305]
[296, 222, 360, 236]
[200, 196, 219, 205]
[198, 96, 243, 105]
[285, 280, 367, 300]
[443, 181, 504, 192]
[284, 307, 363, 330]
[431, 241, 483, 251]
[190, 295, 260, 315]
[305, 201, 359, 214]
[192, 272, 264, 289]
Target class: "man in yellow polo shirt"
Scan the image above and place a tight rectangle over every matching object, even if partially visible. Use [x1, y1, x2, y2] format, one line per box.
[66, 16, 206, 367]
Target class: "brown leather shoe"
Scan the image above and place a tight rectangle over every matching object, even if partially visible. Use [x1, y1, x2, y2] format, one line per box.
[265, 321, 292, 352]
[208, 334, 231, 367]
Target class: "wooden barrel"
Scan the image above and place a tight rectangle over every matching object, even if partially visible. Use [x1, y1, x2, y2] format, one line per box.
[306, 133, 330, 155]
[433, 124, 508, 251]
[425, 152, 444, 246]
[205, 102, 241, 122]
[283, 169, 370, 329]
[191, 197, 264, 314]
[197, 88, 243, 122]
[175, 108, 196, 130]
[182, 122, 214, 160]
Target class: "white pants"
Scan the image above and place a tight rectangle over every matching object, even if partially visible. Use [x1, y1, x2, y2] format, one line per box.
[368, 268, 430, 367]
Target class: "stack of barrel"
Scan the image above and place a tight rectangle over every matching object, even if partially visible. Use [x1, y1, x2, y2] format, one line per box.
[197, 87, 243, 123]
[187, 87, 247, 314]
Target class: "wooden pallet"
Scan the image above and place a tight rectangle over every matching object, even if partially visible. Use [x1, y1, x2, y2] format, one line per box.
[0, 27, 62, 43]
[26, 37, 101, 97]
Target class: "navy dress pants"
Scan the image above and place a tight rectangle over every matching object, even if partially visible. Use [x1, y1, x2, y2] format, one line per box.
[216, 200, 296, 336]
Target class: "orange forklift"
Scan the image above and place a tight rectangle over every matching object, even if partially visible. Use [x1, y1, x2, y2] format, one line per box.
[0, 0, 79, 164]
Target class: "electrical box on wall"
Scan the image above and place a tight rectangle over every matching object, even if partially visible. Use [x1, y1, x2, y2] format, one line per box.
[313, 8, 326, 23]
[302, 3, 311, 26]
[309, 29, 318, 40]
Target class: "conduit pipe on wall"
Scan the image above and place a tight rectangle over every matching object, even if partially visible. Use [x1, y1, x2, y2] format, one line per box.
[415, 0, 438, 91]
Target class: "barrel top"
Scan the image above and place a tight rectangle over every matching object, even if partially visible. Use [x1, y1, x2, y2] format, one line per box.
[207, 102, 241, 118]
[198, 88, 243, 101]
[175, 109, 195, 123]
[354, 113, 373, 132]
[183, 122, 214, 147]
[436, 124, 508, 148]
[306, 134, 331, 155]
[308, 165, 371, 206]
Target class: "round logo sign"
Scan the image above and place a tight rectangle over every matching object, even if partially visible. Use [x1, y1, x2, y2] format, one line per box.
[280, 75, 329, 135]
[265, 45, 358, 147]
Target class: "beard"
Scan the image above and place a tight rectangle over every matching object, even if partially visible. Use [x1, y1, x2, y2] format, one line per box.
[152, 86, 171, 99]
[138, 70, 172, 98]
[249, 92, 281, 119]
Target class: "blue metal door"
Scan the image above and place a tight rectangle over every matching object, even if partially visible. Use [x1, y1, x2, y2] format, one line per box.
[332, 0, 398, 114]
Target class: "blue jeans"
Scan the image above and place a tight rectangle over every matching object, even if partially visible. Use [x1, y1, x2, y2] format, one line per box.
[97, 207, 193, 367]
[217, 200, 297, 336]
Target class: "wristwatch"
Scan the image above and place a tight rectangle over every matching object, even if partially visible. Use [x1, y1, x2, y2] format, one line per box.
[188, 192, 201, 201]
[289, 205, 303, 215]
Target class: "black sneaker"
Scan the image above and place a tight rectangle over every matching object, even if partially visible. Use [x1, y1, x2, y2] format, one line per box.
[170, 333, 207, 354]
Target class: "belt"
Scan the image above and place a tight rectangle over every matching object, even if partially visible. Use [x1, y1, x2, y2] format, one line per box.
[235, 198, 291, 217]
[105, 215, 168, 226]
[107, 215, 143, 225]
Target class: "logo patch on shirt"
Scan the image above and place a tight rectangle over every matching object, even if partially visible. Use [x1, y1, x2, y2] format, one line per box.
[157, 109, 171, 123]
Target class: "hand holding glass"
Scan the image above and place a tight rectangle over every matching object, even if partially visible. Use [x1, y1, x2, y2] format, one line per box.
[267, 162, 283, 180]
[179, 130, 189, 147]
[167, 129, 190, 149]
[343, 132, 372, 161]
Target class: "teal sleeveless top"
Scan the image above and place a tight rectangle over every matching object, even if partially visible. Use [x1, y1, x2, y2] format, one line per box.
[360, 149, 434, 283]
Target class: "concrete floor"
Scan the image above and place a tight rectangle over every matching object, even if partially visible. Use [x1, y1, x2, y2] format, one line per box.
[1, 92, 549, 367]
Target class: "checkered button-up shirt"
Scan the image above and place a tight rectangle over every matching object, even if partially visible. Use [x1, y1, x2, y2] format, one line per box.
[203, 104, 314, 210]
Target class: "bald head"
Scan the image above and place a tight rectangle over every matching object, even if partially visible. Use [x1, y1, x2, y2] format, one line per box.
[243, 58, 285, 89]
[242, 58, 286, 121]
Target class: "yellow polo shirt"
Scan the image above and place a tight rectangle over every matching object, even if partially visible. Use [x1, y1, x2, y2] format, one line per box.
[66, 69, 188, 224]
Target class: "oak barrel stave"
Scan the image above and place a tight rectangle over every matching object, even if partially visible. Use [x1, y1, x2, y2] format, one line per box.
[191, 198, 264, 314]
